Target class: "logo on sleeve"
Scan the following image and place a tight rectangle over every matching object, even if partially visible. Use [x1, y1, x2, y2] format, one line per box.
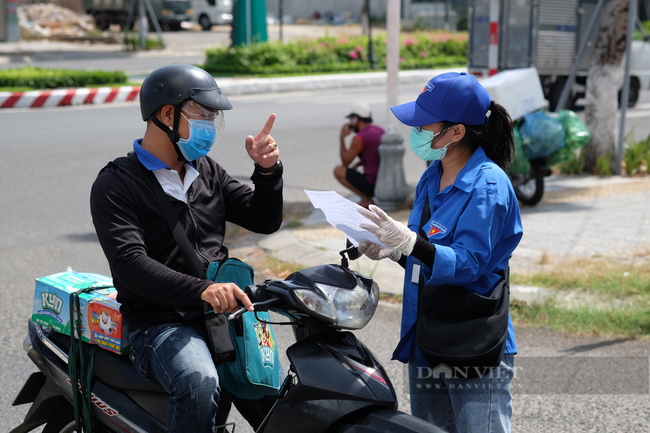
[428, 220, 447, 237]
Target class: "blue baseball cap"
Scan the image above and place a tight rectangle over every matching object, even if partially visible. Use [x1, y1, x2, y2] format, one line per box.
[391, 72, 492, 127]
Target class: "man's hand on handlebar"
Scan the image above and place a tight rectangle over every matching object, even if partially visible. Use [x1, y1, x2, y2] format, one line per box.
[200, 283, 254, 314]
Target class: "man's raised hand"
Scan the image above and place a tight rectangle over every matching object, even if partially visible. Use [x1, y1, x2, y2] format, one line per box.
[246, 113, 279, 168]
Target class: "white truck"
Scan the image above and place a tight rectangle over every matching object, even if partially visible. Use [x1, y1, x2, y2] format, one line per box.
[467, 0, 650, 109]
[190, 0, 232, 30]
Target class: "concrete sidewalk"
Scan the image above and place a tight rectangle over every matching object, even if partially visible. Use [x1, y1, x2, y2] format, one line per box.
[248, 174, 650, 300]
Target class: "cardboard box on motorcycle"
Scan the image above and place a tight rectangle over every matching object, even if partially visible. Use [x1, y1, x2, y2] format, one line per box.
[32, 270, 129, 355]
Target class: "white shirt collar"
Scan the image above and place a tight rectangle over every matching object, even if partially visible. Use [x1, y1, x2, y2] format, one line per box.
[152, 164, 199, 204]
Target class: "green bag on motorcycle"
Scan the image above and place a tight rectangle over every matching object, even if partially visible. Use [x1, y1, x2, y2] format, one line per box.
[546, 110, 591, 166]
[510, 124, 532, 174]
[207, 258, 281, 400]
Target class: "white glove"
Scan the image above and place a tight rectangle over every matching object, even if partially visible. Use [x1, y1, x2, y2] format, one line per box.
[358, 241, 402, 262]
[358, 205, 417, 256]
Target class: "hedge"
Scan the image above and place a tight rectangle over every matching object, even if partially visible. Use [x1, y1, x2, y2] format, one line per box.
[203, 32, 468, 75]
[0, 67, 128, 90]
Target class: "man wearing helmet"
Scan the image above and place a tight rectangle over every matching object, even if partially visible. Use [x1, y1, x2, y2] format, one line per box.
[90, 64, 282, 432]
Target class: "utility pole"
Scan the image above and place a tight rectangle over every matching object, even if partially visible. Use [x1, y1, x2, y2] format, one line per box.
[279, 0, 283, 43]
[488, 0, 499, 75]
[617, 0, 637, 174]
[366, 0, 377, 69]
[125, 0, 164, 50]
[138, 0, 147, 50]
[374, 0, 408, 211]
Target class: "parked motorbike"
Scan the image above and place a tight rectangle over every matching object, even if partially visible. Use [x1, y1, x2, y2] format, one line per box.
[10, 249, 444, 433]
[507, 158, 552, 206]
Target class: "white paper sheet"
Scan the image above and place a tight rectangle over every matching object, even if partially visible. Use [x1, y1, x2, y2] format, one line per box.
[304, 190, 386, 248]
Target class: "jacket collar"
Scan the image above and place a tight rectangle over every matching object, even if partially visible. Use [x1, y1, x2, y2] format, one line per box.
[450, 146, 489, 193]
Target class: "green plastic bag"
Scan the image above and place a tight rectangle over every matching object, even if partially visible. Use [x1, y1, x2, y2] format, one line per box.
[510, 124, 531, 174]
[557, 109, 591, 150]
[546, 110, 590, 166]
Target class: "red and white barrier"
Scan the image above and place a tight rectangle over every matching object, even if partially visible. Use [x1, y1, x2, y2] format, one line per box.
[0, 86, 140, 109]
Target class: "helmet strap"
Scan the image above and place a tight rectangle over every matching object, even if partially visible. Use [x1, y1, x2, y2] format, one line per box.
[150, 103, 187, 162]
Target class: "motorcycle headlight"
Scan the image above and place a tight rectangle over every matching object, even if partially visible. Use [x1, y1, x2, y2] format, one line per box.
[292, 288, 338, 324]
[314, 279, 380, 329]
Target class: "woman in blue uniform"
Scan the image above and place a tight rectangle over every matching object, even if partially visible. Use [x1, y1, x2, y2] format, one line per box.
[358, 72, 523, 433]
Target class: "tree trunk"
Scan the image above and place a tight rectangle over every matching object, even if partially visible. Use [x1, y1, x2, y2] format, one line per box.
[583, 0, 630, 173]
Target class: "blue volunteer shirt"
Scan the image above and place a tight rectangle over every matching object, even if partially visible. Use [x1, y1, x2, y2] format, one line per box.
[393, 147, 523, 366]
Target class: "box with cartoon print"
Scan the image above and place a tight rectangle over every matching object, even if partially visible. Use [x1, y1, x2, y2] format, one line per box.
[31, 270, 129, 354]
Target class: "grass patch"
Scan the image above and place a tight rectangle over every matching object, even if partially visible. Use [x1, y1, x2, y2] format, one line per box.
[511, 258, 650, 337]
[0, 81, 141, 92]
[511, 258, 650, 297]
[510, 298, 650, 337]
[0, 67, 128, 90]
[379, 292, 403, 304]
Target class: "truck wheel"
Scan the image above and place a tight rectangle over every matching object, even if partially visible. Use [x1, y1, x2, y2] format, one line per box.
[199, 14, 212, 31]
[619, 77, 640, 108]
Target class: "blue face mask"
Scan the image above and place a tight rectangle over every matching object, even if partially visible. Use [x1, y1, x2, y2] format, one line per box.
[409, 127, 454, 162]
[178, 115, 220, 161]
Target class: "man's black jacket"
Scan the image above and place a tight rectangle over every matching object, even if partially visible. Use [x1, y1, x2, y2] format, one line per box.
[90, 153, 283, 331]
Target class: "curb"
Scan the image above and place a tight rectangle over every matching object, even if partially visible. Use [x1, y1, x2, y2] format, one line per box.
[0, 86, 140, 109]
[216, 68, 466, 96]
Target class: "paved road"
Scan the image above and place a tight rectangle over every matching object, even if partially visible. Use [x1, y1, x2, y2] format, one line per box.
[4, 85, 650, 432]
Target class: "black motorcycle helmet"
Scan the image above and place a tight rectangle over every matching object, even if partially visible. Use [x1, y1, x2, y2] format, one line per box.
[139, 64, 233, 161]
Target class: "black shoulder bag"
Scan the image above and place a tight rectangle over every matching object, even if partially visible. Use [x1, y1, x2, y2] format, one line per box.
[128, 153, 236, 365]
[415, 196, 510, 378]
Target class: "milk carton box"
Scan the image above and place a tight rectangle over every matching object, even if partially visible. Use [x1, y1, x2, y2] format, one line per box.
[32, 270, 129, 354]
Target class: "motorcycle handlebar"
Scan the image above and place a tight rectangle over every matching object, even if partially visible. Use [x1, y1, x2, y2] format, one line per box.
[229, 282, 280, 321]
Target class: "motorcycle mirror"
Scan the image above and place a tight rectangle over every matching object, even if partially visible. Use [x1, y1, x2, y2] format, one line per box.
[346, 238, 360, 261]
[339, 239, 360, 269]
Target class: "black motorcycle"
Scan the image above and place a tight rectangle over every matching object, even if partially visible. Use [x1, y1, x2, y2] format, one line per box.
[10, 249, 444, 433]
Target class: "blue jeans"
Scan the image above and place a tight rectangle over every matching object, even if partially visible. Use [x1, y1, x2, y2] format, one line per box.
[128, 323, 274, 433]
[408, 353, 515, 433]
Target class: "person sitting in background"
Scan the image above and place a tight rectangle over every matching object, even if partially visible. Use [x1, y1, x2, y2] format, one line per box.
[334, 102, 384, 208]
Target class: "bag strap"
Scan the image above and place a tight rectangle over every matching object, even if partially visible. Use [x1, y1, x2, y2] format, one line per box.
[128, 152, 205, 279]
[69, 287, 99, 433]
[416, 195, 431, 304]
[419, 195, 430, 239]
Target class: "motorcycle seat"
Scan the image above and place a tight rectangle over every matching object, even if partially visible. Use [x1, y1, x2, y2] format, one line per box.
[54, 332, 168, 394]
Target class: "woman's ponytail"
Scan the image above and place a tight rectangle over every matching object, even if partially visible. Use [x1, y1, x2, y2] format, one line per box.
[460, 101, 514, 171]
[482, 101, 514, 171]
